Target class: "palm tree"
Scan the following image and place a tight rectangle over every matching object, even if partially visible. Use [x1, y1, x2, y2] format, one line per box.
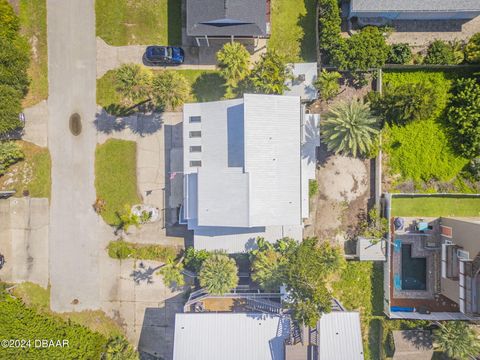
[198, 253, 238, 295]
[216, 42, 250, 87]
[433, 322, 480, 360]
[315, 69, 342, 102]
[102, 336, 139, 360]
[321, 100, 379, 157]
[158, 257, 185, 288]
[115, 64, 151, 105]
[150, 71, 191, 111]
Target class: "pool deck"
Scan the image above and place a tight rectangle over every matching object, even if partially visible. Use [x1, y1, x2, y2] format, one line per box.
[390, 217, 460, 312]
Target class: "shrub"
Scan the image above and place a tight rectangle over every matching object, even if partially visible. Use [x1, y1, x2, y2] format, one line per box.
[446, 77, 480, 159]
[150, 71, 191, 111]
[241, 50, 291, 95]
[0, 0, 20, 39]
[199, 253, 239, 295]
[0, 85, 22, 135]
[0, 36, 30, 95]
[107, 240, 177, 262]
[318, 0, 343, 65]
[309, 179, 318, 198]
[465, 33, 480, 64]
[321, 100, 379, 157]
[334, 26, 390, 83]
[0, 141, 24, 175]
[216, 42, 250, 87]
[423, 40, 457, 65]
[183, 247, 210, 273]
[359, 208, 388, 239]
[387, 43, 412, 64]
[107, 240, 134, 259]
[102, 336, 139, 360]
[114, 64, 151, 106]
[469, 158, 480, 181]
[315, 69, 341, 102]
[369, 81, 441, 126]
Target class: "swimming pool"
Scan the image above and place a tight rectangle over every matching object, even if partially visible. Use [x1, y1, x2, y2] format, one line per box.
[401, 244, 427, 291]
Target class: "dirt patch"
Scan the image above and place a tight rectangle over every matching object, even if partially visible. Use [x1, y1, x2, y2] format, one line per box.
[306, 146, 371, 249]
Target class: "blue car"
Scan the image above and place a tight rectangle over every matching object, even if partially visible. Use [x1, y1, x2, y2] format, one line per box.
[145, 46, 184, 65]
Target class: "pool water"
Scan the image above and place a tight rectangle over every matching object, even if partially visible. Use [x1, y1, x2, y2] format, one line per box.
[401, 244, 427, 291]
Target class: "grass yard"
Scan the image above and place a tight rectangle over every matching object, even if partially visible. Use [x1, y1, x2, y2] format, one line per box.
[11, 282, 124, 338]
[269, 0, 317, 62]
[0, 141, 51, 198]
[382, 70, 473, 191]
[391, 196, 480, 217]
[18, 0, 48, 107]
[95, 0, 181, 46]
[96, 69, 226, 115]
[332, 261, 384, 360]
[95, 139, 141, 226]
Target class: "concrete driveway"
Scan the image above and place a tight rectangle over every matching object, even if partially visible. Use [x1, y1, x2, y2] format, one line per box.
[47, 0, 109, 312]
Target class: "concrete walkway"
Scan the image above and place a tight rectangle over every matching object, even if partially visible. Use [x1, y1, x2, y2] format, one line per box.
[96, 38, 216, 78]
[23, 100, 48, 148]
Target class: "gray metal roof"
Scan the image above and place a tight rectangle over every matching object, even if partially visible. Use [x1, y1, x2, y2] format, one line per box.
[173, 313, 290, 360]
[357, 237, 386, 261]
[351, 0, 480, 12]
[186, 0, 269, 36]
[318, 312, 364, 360]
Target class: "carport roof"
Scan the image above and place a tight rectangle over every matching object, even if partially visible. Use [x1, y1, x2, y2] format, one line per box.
[186, 0, 269, 37]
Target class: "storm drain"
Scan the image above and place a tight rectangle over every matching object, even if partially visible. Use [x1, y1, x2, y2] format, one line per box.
[69, 113, 82, 136]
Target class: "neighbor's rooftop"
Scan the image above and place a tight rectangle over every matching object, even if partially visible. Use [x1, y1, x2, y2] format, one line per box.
[350, 0, 480, 12]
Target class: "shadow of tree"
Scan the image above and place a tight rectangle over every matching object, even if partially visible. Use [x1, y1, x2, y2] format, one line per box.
[191, 72, 226, 102]
[94, 108, 164, 136]
[130, 262, 162, 285]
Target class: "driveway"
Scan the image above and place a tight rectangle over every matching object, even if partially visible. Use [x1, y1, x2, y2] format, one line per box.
[47, 0, 109, 312]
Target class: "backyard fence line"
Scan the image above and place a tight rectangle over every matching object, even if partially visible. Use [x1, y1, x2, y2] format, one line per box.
[390, 193, 480, 198]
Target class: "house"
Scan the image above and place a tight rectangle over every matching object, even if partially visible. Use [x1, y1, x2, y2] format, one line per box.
[349, 0, 480, 26]
[181, 94, 319, 253]
[175, 290, 364, 360]
[384, 194, 480, 321]
[186, 0, 271, 46]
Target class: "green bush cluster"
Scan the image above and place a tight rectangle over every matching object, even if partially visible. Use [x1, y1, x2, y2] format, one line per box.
[0, 141, 24, 175]
[0, 0, 30, 135]
[184, 247, 211, 273]
[318, 0, 342, 65]
[387, 43, 412, 64]
[107, 239, 178, 262]
[465, 33, 480, 64]
[424, 39, 462, 65]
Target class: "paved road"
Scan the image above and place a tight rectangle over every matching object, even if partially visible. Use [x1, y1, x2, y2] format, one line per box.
[47, 0, 105, 312]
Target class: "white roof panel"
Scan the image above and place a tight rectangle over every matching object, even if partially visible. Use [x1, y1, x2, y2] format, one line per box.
[173, 313, 290, 360]
[319, 312, 364, 360]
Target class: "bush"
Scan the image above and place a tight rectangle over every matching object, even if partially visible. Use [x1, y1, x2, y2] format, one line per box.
[465, 33, 480, 64]
[335, 27, 390, 71]
[0, 141, 24, 175]
[184, 247, 210, 273]
[318, 0, 342, 65]
[309, 179, 318, 198]
[446, 77, 480, 159]
[107, 240, 178, 262]
[0, 36, 30, 95]
[0, 0, 19, 39]
[369, 81, 441, 126]
[151, 71, 191, 111]
[423, 40, 457, 65]
[469, 158, 480, 181]
[315, 69, 341, 102]
[387, 43, 412, 64]
[216, 42, 250, 87]
[102, 336, 139, 360]
[199, 253, 239, 295]
[114, 64, 151, 106]
[241, 50, 291, 95]
[0, 85, 22, 134]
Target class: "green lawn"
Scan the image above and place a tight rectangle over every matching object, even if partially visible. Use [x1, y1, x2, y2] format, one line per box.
[382, 70, 472, 191]
[95, 139, 141, 226]
[96, 69, 226, 115]
[332, 261, 384, 360]
[0, 141, 51, 198]
[391, 196, 480, 217]
[18, 0, 48, 107]
[95, 0, 181, 46]
[269, 0, 317, 62]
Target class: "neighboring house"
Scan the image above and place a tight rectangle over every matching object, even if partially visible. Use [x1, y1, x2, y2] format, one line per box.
[384, 194, 480, 321]
[181, 94, 319, 253]
[284, 63, 318, 102]
[349, 0, 480, 26]
[391, 330, 434, 360]
[175, 289, 364, 360]
[186, 0, 271, 46]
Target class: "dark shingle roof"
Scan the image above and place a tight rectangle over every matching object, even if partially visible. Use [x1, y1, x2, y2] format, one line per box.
[186, 0, 268, 37]
[351, 0, 480, 12]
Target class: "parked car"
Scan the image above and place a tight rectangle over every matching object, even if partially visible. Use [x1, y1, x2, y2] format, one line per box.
[145, 46, 184, 65]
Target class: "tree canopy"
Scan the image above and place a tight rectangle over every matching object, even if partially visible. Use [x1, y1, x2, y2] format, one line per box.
[150, 71, 191, 111]
[216, 42, 250, 88]
[423, 40, 457, 65]
[433, 322, 480, 360]
[199, 253, 239, 295]
[465, 33, 480, 64]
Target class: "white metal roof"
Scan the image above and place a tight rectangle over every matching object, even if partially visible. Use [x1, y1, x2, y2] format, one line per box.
[318, 312, 364, 360]
[243, 94, 301, 227]
[173, 313, 290, 360]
